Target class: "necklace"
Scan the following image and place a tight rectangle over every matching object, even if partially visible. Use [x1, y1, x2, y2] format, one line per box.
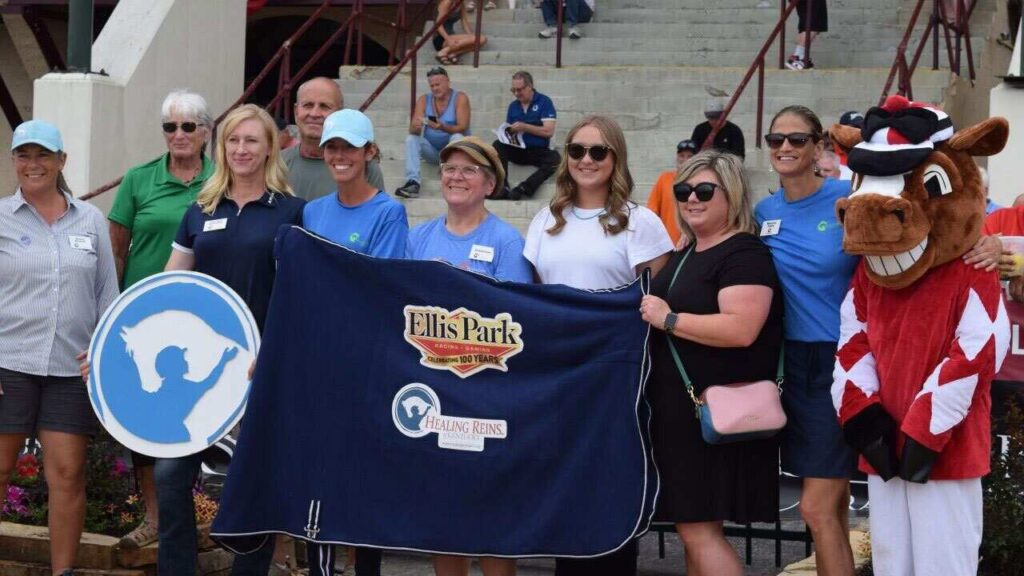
[572, 206, 606, 220]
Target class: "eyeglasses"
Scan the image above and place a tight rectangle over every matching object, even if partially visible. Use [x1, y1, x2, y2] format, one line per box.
[566, 143, 612, 162]
[440, 163, 485, 178]
[673, 182, 722, 202]
[510, 85, 529, 95]
[763, 132, 816, 149]
[162, 121, 200, 134]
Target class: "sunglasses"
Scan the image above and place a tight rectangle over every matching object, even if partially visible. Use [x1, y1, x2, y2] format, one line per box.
[763, 132, 816, 149]
[673, 182, 722, 202]
[566, 143, 612, 162]
[162, 121, 200, 134]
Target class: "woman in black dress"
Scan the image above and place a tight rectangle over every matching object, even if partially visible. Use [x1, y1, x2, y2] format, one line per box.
[640, 150, 783, 576]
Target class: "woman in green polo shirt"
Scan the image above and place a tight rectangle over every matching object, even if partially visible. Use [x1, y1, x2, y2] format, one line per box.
[106, 89, 214, 549]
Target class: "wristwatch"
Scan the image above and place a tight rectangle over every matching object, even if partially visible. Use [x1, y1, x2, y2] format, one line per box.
[663, 313, 678, 333]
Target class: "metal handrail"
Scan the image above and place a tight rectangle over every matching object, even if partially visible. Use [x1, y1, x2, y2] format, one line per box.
[879, 0, 978, 106]
[702, 0, 803, 153]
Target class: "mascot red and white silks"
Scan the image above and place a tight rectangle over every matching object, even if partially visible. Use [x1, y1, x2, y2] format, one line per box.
[830, 96, 1010, 576]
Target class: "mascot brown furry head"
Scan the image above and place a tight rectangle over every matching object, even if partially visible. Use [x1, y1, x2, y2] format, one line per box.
[830, 95, 1009, 290]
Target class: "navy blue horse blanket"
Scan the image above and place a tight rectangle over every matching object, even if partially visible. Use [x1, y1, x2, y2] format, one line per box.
[211, 226, 657, 558]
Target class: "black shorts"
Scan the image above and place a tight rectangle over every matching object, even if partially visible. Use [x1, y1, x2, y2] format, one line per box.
[0, 367, 98, 436]
[796, 0, 828, 33]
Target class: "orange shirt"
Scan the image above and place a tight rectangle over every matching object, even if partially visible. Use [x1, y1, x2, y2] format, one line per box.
[983, 207, 1024, 236]
[646, 170, 681, 244]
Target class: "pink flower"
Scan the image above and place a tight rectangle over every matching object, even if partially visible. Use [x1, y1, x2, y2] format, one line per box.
[112, 458, 129, 476]
[3, 485, 29, 516]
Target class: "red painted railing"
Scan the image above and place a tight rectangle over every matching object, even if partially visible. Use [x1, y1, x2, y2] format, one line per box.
[879, 0, 978, 106]
[702, 0, 812, 152]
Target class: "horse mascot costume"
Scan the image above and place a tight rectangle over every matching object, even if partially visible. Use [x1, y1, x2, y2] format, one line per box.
[830, 95, 1010, 575]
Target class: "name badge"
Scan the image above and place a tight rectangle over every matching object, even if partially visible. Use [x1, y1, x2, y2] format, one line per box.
[68, 234, 93, 251]
[760, 219, 782, 237]
[204, 218, 228, 232]
[469, 244, 495, 263]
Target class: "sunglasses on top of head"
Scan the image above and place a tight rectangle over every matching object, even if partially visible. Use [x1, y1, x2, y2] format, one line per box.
[763, 132, 817, 149]
[566, 143, 612, 162]
[162, 121, 201, 134]
[673, 182, 722, 202]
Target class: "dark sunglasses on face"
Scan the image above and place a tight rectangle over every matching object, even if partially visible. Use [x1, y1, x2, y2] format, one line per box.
[162, 121, 200, 134]
[566, 143, 612, 162]
[763, 132, 816, 149]
[673, 181, 722, 202]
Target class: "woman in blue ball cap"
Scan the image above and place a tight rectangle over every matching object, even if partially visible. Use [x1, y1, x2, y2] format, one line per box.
[0, 119, 119, 576]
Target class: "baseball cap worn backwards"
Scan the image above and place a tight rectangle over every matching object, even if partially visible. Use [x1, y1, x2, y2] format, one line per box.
[320, 109, 374, 148]
[440, 136, 506, 193]
[12, 119, 63, 152]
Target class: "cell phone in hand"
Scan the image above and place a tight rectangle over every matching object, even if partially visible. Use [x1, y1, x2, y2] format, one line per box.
[427, 115, 438, 122]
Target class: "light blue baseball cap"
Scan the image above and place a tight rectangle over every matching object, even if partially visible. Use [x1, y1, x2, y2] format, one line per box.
[11, 119, 64, 152]
[319, 109, 374, 148]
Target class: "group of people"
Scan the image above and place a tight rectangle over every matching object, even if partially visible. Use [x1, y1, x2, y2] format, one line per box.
[0, 73, 1010, 576]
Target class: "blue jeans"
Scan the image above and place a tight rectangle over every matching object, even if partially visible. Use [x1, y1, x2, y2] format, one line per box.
[154, 455, 275, 575]
[404, 133, 464, 183]
[541, 0, 593, 27]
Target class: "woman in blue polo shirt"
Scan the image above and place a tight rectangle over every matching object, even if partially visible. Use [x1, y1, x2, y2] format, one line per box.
[302, 109, 407, 576]
[754, 105, 858, 576]
[162, 104, 304, 576]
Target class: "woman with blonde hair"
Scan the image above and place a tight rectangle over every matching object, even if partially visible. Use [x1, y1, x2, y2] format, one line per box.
[161, 103, 305, 576]
[641, 150, 783, 576]
[523, 115, 672, 575]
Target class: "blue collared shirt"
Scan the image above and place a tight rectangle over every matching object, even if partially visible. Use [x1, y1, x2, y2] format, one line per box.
[506, 91, 557, 149]
[173, 191, 305, 331]
[0, 189, 119, 376]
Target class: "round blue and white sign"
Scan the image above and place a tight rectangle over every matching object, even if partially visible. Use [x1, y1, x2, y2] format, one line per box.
[88, 271, 259, 458]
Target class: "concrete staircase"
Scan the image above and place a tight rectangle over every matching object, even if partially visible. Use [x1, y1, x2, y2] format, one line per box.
[345, 0, 995, 232]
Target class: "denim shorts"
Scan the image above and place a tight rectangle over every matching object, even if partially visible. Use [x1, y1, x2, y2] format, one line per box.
[780, 341, 857, 478]
[0, 366, 98, 436]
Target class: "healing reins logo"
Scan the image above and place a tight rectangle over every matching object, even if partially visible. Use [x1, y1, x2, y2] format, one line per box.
[403, 305, 524, 378]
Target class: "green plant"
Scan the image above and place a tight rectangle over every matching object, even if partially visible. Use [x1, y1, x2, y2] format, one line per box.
[980, 394, 1024, 574]
[2, 434, 144, 537]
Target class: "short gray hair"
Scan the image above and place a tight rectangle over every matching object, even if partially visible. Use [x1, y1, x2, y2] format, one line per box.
[161, 90, 212, 127]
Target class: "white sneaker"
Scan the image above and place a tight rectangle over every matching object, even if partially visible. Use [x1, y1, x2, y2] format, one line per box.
[756, 0, 772, 7]
[568, 26, 582, 39]
[538, 26, 555, 39]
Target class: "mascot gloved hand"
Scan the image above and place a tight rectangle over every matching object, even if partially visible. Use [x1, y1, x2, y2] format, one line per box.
[829, 96, 1010, 576]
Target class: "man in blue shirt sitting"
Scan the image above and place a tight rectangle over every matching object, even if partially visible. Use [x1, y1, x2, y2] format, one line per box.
[491, 70, 560, 201]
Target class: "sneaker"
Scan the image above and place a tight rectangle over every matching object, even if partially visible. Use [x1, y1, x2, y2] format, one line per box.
[538, 27, 555, 39]
[785, 55, 813, 70]
[568, 26, 583, 39]
[490, 185, 512, 200]
[119, 519, 159, 549]
[508, 184, 530, 201]
[395, 180, 420, 199]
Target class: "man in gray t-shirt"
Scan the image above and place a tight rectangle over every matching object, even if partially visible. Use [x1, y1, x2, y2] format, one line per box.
[284, 77, 385, 201]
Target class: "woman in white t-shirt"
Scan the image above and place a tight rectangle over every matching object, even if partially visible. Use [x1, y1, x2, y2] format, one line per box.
[522, 114, 672, 576]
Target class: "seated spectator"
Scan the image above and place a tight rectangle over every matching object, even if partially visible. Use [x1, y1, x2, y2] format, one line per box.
[647, 139, 698, 244]
[275, 116, 297, 149]
[786, 0, 827, 70]
[282, 77, 385, 201]
[817, 150, 841, 178]
[434, 0, 488, 65]
[396, 67, 470, 199]
[691, 98, 745, 160]
[979, 166, 1001, 214]
[491, 70, 560, 201]
[538, 0, 594, 39]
